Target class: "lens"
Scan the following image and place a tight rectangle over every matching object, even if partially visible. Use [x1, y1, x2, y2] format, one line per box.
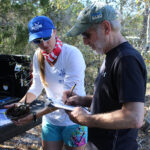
[33, 39, 42, 44]
[43, 37, 51, 41]
[82, 32, 91, 39]
[33, 37, 51, 44]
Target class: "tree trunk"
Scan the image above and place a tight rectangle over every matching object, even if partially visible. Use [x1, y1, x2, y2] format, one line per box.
[141, 5, 149, 47]
[146, 12, 150, 51]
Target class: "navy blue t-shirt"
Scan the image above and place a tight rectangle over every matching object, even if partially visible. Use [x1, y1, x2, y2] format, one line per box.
[89, 42, 147, 150]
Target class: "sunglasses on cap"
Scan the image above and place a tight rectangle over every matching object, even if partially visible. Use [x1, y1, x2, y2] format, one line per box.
[33, 36, 51, 44]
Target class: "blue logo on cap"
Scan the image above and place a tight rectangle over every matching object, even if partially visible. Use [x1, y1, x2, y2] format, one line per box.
[91, 12, 102, 21]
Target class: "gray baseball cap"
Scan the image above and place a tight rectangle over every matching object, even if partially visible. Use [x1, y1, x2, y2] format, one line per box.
[67, 2, 117, 37]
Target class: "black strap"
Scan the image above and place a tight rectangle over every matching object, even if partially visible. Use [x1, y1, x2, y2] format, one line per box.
[32, 112, 37, 123]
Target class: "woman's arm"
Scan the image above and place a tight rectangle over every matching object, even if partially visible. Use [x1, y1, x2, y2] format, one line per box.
[19, 92, 36, 103]
[13, 107, 58, 126]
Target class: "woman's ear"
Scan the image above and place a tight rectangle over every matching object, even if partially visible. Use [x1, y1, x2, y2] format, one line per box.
[53, 29, 57, 36]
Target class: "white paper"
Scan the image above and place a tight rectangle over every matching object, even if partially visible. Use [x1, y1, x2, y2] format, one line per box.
[47, 99, 91, 114]
[51, 101, 76, 111]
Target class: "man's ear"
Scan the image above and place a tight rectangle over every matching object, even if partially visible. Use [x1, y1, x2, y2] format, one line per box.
[102, 20, 111, 35]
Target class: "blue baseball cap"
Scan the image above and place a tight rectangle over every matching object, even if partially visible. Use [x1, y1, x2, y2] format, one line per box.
[28, 16, 56, 42]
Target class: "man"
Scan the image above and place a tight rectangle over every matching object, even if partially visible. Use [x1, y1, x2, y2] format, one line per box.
[63, 2, 147, 150]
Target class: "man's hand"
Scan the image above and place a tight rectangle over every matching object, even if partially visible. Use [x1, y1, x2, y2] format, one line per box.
[63, 90, 92, 107]
[62, 90, 81, 106]
[67, 107, 90, 126]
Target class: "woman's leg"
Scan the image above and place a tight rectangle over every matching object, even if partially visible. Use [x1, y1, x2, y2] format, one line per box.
[65, 144, 86, 150]
[42, 140, 63, 150]
[63, 125, 88, 150]
[41, 122, 64, 150]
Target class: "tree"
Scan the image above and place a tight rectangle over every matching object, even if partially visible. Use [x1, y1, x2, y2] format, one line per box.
[0, 0, 149, 94]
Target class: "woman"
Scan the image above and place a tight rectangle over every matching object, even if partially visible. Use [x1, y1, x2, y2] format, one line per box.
[6, 16, 87, 150]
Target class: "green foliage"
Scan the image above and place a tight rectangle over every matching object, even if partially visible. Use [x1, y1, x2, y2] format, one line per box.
[0, 0, 39, 54]
[0, 0, 150, 94]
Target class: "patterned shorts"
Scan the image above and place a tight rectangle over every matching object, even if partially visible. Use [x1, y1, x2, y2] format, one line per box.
[42, 122, 88, 147]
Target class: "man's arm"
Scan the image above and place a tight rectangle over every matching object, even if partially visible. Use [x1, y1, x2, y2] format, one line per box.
[69, 102, 144, 129]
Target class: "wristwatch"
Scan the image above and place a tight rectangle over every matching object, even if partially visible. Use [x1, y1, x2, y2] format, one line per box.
[32, 112, 37, 123]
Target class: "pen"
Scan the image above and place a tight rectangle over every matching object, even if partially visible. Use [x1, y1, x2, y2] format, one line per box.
[24, 95, 27, 104]
[70, 83, 76, 96]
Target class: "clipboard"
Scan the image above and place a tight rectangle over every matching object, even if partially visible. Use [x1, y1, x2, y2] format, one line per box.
[47, 98, 91, 114]
[0, 109, 12, 126]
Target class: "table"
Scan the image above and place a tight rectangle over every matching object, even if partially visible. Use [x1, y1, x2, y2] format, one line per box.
[0, 99, 45, 143]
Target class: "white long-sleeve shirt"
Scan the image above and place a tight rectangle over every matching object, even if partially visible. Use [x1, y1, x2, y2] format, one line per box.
[28, 43, 86, 126]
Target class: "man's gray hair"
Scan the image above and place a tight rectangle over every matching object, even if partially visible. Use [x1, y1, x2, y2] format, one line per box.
[110, 19, 121, 31]
[91, 19, 121, 32]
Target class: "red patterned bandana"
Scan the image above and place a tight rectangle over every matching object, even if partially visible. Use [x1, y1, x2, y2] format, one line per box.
[41, 37, 62, 63]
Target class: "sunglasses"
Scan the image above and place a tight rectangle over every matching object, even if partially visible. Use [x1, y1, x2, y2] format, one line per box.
[33, 36, 51, 44]
[81, 32, 91, 39]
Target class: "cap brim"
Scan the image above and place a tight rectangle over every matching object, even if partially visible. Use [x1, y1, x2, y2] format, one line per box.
[29, 29, 52, 42]
[66, 23, 91, 37]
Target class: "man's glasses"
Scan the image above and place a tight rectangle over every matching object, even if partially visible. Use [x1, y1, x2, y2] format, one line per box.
[81, 32, 91, 39]
[33, 37, 51, 44]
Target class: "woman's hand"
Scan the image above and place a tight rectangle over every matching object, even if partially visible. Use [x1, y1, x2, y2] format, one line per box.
[13, 113, 33, 126]
[4, 102, 21, 109]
